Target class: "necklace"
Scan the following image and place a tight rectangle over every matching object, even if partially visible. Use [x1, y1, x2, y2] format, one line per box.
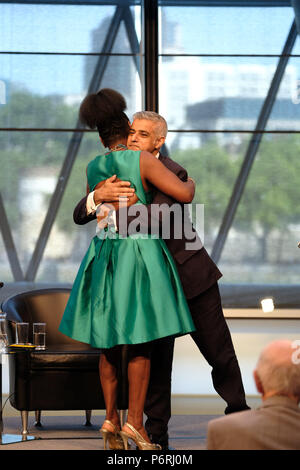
[109, 144, 128, 152]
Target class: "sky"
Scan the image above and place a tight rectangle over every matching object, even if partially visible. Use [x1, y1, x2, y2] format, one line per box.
[0, 3, 299, 96]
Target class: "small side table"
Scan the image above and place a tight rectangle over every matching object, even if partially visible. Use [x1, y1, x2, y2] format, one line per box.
[1, 350, 36, 445]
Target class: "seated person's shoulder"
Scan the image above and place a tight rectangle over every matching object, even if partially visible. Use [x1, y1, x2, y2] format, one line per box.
[209, 408, 254, 432]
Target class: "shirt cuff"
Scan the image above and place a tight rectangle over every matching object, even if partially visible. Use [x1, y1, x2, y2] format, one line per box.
[86, 191, 100, 215]
[111, 210, 118, 231]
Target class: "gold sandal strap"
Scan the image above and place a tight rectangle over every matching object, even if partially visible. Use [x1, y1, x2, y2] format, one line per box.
[124, 422, 147, 442]
[103, 420, 119, 433]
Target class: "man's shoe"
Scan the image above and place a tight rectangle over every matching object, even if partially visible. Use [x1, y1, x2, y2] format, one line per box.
[147, 432, 172, 450]
[224, 404, 251, 414]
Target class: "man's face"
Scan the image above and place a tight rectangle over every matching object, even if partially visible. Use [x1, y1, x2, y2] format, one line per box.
[127, 119, 165, 155]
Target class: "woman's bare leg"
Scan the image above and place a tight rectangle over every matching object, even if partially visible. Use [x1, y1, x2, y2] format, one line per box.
[125, 345, 152, 442]
[99, 349, 120, 429]
[100, 343, 153, 441]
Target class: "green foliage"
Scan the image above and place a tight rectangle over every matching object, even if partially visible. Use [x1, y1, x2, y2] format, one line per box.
[54, 137, 101, 232]
[172, 140, 241, 233]
[237, 135, 300, 232]
[0, 88, 78, 131]
[0, 88, 100, 229]
[1, 89, 300, 263]
[172, 135, 300, 260]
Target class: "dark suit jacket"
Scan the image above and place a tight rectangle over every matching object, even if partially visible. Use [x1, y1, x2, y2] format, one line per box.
[73, 153, 222, 299]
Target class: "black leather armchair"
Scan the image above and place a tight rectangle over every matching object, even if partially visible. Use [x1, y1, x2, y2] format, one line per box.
[1, 288, 128, 435]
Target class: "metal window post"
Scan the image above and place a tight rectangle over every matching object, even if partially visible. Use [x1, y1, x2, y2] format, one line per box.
[143, 0, 159, 111]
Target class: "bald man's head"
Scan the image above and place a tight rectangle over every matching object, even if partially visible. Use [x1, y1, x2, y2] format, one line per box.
[254, 340, 300, 401]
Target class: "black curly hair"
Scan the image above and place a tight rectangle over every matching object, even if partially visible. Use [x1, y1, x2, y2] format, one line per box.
[79, 88, 130, 148]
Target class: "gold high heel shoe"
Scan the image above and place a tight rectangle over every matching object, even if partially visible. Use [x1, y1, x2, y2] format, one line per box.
[100, 420, 126, 450]
[120, 423, 162, 451]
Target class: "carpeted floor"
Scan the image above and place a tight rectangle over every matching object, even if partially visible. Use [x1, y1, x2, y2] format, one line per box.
[0, 414, 214, 450]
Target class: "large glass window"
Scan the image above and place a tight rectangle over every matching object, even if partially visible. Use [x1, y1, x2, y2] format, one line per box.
[158, 3, 300, 292]
[0, 1, 142, 285]
[1, 1, 300, 314]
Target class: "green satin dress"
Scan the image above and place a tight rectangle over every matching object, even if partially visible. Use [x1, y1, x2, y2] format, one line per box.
[59, 149, 195, 349]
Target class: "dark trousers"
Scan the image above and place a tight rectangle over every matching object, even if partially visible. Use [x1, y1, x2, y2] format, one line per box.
[144, 282, 248, 444]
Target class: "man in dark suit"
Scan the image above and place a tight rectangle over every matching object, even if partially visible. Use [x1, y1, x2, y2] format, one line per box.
[73, 111, 249, 449]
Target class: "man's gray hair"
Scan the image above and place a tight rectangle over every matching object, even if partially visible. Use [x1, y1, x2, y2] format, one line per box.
[132, 111, 168, 138]
[255, 340, 300, 398]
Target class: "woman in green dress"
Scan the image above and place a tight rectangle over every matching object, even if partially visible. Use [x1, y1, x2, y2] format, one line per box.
[59, 89, 195, 450]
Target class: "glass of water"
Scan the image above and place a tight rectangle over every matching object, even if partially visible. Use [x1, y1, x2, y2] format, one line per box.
[33, 323, 46, 350]
[16, 322, 29, 345]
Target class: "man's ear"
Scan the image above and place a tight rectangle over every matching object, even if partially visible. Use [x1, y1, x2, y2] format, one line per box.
[253, 370, 264, 395]
[155, 136, 166, 151]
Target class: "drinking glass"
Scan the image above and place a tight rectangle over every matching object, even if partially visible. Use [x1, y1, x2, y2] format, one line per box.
[16, 322, 29, 345]
[33, 323, 46, 350]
